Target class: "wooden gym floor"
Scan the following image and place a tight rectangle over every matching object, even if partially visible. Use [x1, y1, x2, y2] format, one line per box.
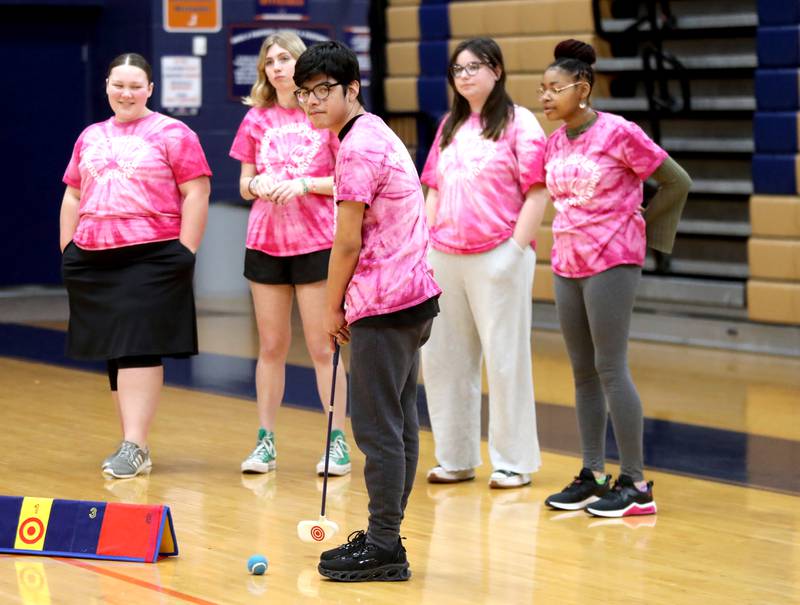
[0, 294, 798, 604]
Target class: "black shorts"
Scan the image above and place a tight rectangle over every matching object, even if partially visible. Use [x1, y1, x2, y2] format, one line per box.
[244, 248, 331, 285]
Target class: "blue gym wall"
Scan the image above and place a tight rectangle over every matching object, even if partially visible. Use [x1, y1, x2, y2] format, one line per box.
[0, 0, 369, 287]
[753, 0, 800, 195]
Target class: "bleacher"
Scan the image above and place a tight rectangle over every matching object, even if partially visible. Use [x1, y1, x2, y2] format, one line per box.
[554, 0, 761, 316]
[382, 0, 604, 144]
[748, 0, 800, 325]
[378, 0, 800, 338]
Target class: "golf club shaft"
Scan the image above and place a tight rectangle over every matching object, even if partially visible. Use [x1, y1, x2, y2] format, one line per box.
[320, 342, 340, 517]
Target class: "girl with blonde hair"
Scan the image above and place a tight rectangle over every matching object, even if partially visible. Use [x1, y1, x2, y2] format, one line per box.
[229, 32, 350, 476]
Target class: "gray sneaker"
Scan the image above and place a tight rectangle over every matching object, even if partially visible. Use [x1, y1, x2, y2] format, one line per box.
[103, 441, 152, 479]
[101, 443, 124, 470]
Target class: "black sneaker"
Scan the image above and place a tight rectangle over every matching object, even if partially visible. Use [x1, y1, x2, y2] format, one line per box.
[545, 468, 611, 510]
[586, 474, 657, 518]
[318, 538, 410, 582]
[320, 530, 367, 561]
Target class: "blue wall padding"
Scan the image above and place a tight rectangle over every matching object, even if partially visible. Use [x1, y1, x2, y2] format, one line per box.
[419, 4, 450, 40]
[421, 0, 448, 4]
[419, 41, 450, 76]
[756, 69, 800, 110]
[753, 154, 798, 194]
[758, 27, 800, 67]
[416, 111, 444, 170]
[755, 112, 799, 152]
[759, 0, 800, 25]
[418, 77, 449, 113]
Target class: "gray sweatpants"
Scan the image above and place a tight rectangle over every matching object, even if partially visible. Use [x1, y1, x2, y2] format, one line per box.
[553, 264, 645, 481]
[349, 318, 433, 551]
[421, 240, 541, 473]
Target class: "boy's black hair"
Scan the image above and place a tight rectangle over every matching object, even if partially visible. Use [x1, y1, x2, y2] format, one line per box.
[293, 41, 365, 104]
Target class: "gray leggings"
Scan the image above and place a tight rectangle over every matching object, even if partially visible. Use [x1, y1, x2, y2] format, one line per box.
[554, 265, 644, 481]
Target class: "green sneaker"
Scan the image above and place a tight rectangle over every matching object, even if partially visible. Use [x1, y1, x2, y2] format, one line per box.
[241, 428, 277, 473]
[316, 429, 351, 476]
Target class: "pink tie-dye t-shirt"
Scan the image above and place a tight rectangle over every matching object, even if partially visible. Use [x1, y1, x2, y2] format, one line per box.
[335, 113, 441, 324]
[541, 112, 668, 278]
[420, 106, 547, 254]
[63, 112, 212, 250]
[229, 105, 338, 256]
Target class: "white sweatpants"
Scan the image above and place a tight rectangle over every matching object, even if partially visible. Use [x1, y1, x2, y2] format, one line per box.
[421, 238, 541, 474]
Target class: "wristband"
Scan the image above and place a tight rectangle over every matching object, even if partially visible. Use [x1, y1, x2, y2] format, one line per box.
[300, 178, 309, 195]
[247, 176, 258, 198]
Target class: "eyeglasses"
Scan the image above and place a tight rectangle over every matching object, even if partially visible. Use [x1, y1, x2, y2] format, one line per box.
[537, 82, 583, 98]
[450, 61, 487, 78]
[294, 82, 345, 105]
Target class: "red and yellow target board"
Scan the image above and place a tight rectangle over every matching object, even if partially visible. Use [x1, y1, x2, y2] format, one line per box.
[0, 495, 177, 563]
[14, 497, 53, 551]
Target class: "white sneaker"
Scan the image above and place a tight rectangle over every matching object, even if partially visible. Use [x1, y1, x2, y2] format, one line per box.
[489, 470, 531, 489]
[426, 465, 476, 484]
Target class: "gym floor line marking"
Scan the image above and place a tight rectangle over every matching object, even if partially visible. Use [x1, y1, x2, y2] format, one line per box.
[57, 558, 220, 605]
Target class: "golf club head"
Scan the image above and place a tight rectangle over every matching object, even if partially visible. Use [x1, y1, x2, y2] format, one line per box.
[297, 515, 340, 543]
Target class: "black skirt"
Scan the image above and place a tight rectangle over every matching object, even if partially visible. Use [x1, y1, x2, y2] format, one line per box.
[62, 239, 198, 360]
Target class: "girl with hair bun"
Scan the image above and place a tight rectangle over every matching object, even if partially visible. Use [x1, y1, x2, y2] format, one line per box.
[538, 39, 691, 517]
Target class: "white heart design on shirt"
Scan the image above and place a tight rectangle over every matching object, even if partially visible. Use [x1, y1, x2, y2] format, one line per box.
[440, 127, 498, 179]
[81, 135, 151, 184]
[547, 153, 602, 211]
[259, 122, 322, 179]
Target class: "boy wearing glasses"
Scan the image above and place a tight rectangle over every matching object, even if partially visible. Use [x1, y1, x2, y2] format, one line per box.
[293, 41, 441, 582]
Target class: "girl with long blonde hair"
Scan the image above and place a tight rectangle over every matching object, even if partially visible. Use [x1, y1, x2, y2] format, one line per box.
[229, 32, 350, 477]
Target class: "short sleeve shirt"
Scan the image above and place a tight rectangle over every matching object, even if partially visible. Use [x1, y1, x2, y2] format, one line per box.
[63, 112, 212, 250]
[229, 105, 338, 256]
[420, 106, 547, 254]
[334, 113, 441, 324]
[540, 112, 668, 278]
